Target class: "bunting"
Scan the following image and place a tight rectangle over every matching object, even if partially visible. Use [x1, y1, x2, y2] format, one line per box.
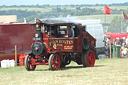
[103, 5, 112, 15]
[123, 11, 128, 20]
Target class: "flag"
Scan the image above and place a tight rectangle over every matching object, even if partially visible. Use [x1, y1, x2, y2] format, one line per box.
[123, 11, 128, 20]
[103, 5, 112, 15]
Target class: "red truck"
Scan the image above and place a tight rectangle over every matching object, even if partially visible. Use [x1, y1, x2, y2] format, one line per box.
[24, 19, 97, 71]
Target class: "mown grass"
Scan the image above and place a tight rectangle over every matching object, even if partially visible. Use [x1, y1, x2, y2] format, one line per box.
[0, 7, 51, 13]
[78, 14, 121, 24]
[1, 6, 128, 12]
[1, 6, 128, 11]
[85, 6, 128, 10]
[0, 6, 126, 24]
[0, 58, 128, 85]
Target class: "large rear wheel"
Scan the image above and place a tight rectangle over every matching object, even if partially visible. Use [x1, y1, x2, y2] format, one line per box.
[24, 54, 36, 71]
[82, 50, 95, 67]
[49, 53, 61, 70]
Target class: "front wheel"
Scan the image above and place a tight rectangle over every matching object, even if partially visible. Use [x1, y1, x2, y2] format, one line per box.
[24, 54, 36, 71]
[82, 50, 95, 67]
[49, 53, 61, 70]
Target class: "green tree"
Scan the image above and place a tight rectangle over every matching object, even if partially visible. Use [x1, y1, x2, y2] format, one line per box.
[108, 16, 121, 33]
[108, 15, 128, 33]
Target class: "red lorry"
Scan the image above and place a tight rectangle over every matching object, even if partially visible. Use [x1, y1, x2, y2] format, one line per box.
[24, 19, 97, 71]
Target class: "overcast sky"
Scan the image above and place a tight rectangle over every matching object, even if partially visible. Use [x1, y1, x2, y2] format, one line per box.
[0, 0, 128, 6]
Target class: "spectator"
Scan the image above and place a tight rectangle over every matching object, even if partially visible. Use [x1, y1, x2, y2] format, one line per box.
[125, 46, 128, 58]
[105, 43, 110, 58]
[118, 39, 123, 46]
[112, 38, 117, 45]
[120, 43, 127, 58]
[125, 36, 128, 46]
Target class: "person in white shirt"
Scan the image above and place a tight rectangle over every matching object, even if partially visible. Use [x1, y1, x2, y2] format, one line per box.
[125, 36, 128, 46]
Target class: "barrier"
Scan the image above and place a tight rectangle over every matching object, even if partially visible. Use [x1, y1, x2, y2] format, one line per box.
[19, 54, 27, 66]
[1, 59, 15, 68]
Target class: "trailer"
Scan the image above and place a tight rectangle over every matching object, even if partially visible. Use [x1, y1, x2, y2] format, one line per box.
[0, 23, 35, 61]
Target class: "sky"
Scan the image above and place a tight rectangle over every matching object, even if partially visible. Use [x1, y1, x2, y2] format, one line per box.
[0, 0, 128, 6]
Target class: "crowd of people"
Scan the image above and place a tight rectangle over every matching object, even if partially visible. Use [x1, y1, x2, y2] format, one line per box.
[104, 36, 128, 58]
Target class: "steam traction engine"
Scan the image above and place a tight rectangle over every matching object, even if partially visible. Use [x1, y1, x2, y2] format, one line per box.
[24, 19, 97, 71]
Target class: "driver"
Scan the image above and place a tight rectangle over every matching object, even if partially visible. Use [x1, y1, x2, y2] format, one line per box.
[68, 26, 74, 37]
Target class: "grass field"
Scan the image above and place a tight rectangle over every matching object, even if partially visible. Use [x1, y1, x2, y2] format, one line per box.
[0, 6, 126, 24]
[0, 58, 128, 85]
[78, 14, 121, 24]
[85, 6, 128, 10]
[0, 7, 52, 13]
[1, 6, 128, 11]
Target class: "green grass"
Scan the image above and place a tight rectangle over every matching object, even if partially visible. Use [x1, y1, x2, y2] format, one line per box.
[78, 14, 121, 24]
[107, 6, 128, 10]
[81, 6, 128, 10]
[0, 58, 128, 85]
[0, 7, 52, 13]
[1, 6, 128, 11]
[1, 6, 128, 12]
[0, 6, 126, 24]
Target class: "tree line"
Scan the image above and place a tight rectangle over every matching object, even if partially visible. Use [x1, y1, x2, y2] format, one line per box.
[0, 6, 125, 22]
[1, 2, 128, 33]
[1, 2, 128, 7]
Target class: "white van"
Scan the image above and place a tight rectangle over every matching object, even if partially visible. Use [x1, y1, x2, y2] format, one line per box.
[70, 19, 105, 54]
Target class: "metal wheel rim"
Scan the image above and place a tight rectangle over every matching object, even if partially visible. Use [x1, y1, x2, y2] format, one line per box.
[87, 50, 95, 67]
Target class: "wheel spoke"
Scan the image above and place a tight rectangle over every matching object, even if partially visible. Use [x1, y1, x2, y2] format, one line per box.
[86, 50, 95, 67]
[52, 60, 55, 64]
[53, 56, 57, 64]
[28, 63, 30, 68]
[30, 65, 32, 69]
[54, 64, 57, 69]
[88, 56, 91, 61]
[31, 65, 34, 69]
[55, 56, 57, 61]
